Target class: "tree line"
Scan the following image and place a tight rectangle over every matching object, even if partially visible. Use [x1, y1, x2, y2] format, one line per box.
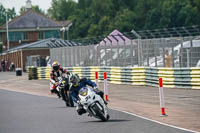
[0, 0, 200, 40]
[48, 0, 200, 39]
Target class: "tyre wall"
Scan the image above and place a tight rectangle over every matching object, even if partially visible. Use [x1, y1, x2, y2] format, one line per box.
[27, 66, 200, 89]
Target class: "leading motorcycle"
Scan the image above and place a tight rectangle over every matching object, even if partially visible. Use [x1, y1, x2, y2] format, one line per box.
[78, 86, 110, 121]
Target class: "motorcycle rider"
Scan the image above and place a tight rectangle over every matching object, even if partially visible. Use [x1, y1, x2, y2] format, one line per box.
[50, 61, 69, 99]
[68, 73, 105, 115]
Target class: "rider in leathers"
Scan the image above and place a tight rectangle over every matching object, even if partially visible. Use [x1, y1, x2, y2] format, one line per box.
[69, 73, 105, 115]
[50, 61, 69, 99]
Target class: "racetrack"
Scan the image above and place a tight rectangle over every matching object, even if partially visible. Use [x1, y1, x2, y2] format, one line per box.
[0, 89, 195, 133]
[0, 72, 200, 132]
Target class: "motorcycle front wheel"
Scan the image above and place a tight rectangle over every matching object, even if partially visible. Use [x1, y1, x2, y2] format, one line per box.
[91, 104, 109, 121]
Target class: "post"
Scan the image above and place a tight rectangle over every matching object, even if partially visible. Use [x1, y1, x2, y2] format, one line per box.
[190, 39, 193, 66]
[95, 72, 99, 88]
[147, 40, 149, 67]
[20, 50, 23, 72]
[104, 41, 107, 66]
[180, 38, 183, 68]
[186, 49, 190, 67]
[6, 12, 9, 50]
[172, 47, 174, 67]
[62, 31, 65, 40]
[131, 40, 134, 66]
[159, 78, 167, 116]
[104, 72, 108, 101]
[162, 39, 165, 67]
[154, 43, 157, 67]
[60, 27, 65, 40]
[67, 29, 69, 40]
[123, 39, 126, 66]
[137, 38, 141, 66]
[117, 41, 119, 66]
[131, 29, 141, 66]
[66, 23, 72, 40]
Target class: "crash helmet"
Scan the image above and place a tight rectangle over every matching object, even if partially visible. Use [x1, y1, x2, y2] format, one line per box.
[69, 73, 80, 87]
[52, 61, 60, 72]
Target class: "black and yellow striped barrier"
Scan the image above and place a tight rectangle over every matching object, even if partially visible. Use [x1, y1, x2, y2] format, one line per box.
[109, 67, 121, 84]
[121, 67, 132, 84]
[27, 66, 200, 90]
[37, 67, 51, 80]
[145, 67, 158, 87]
[190, 68, 200, 89]
[132, 67, 146, 85]
[28, 66, 38, 80]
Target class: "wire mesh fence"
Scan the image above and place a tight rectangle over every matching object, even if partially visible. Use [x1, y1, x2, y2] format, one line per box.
[140, 37, 200, 67]
[49, 27, 200, 68]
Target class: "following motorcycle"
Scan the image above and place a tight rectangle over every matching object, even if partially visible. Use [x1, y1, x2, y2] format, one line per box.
[78, 86, 110, 121]
[57, 75, 74, 107]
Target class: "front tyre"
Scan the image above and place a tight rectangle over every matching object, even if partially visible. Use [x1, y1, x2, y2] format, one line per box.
[92, 104, 108, 121]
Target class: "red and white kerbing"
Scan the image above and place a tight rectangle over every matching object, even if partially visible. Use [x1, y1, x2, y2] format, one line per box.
[159, 78, 167, 116]
[104, 72, 108, 101]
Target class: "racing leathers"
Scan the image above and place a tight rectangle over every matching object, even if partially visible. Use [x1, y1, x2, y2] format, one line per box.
[50, 67, 68, 98]
[70, 77, 104, 115]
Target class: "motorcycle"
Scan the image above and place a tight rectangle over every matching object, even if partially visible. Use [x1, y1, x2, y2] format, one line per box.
[57, 75, 74, 107]
[78, 86, 110, 121]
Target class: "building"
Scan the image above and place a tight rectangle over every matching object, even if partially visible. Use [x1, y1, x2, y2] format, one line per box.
[0, 9, 71, 51]
[0, 39, 51, 71]
[0, 0, 72, 71]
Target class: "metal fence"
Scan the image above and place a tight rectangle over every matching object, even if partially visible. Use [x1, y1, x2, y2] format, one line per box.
[50, 38, 139, 67]
[140, 36, 200, 67]
[49, 27, 200, 68]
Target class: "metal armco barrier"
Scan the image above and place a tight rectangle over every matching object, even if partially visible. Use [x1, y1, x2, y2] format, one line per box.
[27, 66, 200, 90]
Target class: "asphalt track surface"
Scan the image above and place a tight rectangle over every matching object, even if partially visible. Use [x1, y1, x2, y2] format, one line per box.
[0, 89, 194, 133]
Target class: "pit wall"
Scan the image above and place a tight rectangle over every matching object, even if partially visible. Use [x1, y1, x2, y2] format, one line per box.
[27, 66, 200, 90]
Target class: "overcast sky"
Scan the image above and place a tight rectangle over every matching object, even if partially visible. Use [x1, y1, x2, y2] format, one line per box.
[0, 0, 52, 14]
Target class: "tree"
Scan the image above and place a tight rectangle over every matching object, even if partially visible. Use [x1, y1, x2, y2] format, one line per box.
[0, 5, 16, 26]
[112, 9, 135, 32]
[0, 4, 6, 26]
[0, 4, 16, 53]
[159, 0, 200, 28]
[47, 0, 200, 39]
[48, 0, 77, 20]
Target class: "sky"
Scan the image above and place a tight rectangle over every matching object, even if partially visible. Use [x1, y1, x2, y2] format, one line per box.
[0, 0, 52, 14]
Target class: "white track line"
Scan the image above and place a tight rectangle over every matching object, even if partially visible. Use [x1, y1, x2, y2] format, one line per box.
[111, 108, 200, 133]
